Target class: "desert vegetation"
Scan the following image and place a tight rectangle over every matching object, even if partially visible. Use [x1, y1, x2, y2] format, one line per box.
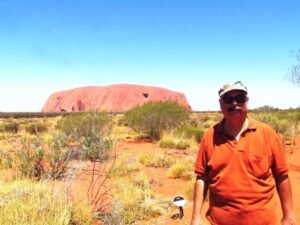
[0, 102, 300, 225]
[288, 48, 300, 86]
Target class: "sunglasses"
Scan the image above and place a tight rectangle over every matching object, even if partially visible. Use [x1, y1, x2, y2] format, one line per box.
[222, 94, 247, 104]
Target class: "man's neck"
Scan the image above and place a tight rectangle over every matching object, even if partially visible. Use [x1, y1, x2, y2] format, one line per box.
[224, 117, 248, 140]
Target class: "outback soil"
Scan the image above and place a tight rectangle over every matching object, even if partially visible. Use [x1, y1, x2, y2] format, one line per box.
[69, 137, 300, 225]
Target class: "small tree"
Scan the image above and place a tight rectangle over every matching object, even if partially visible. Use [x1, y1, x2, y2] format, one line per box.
[124, 101, 189, 140]
[288, 49, 300, 86]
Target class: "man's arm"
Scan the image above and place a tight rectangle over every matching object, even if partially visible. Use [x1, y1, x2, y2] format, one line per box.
[276, 175, 297, 225]
[190, 176, 208, 225]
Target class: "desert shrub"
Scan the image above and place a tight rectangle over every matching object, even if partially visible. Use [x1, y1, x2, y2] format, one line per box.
[116, 117, 127, 126]
[57, 112, 112, 140]
[13, 134, 71, 180]
[14, 137, 45, 179]
[190, 112, 222, 128]
[203, 119, 217, 128]
[16, 118, 29, 126]
[0, 179, 94, 225]
[44, 133, 71, 179]
[175, 126, 205, 143]
[159, 138, 190, 150]
[134, 133, 152, 140]
[251, 113, 291, 138]
[0, 148, 13, 169]
[138, 152, 175, 168]
[98, 202, 123, 225]
[167, 161, 194, 180]
[159, 138, 175, 148]
[175, 140, 190, 149]
[25, 122, 48, 135]
[276, 111, 300, 137]
[57, 112, 113, 161]
[79, 136, 113, 161]
[132, 172, 152, 188]
[1, 121, 19, 133]
[160, 131, 200, 151]
[71, 202, 94, 225]
[124, 101, 189, 140]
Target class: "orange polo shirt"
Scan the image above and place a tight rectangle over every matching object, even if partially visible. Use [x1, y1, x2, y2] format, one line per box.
[195, 118, 289, 225]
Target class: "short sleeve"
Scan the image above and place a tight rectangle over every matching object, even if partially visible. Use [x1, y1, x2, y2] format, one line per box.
[270, 130, 289, 179]
[195, 130, 210, 178]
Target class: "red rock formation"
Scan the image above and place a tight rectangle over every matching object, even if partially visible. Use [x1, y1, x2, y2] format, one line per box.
[41, 84, 191, 112]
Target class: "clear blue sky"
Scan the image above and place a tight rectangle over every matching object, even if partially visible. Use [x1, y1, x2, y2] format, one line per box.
[1, 0, 300, 112]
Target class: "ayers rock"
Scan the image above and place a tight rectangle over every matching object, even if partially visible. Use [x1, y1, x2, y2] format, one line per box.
[41, 84, 191, 112]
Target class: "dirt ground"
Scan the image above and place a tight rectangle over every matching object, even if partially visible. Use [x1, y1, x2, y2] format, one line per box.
[113, 138, 300, 225]
[63, 137, 300, 225]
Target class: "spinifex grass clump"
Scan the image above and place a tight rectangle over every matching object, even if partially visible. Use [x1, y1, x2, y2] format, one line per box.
[159, 129, 200, 151]
[101, 175, 165, 224]
[0, 179, 93, 225]
[167, 160, 194, 180]
[138, 152, 175, 168]
[175, 126, 205, 143]
[0, 121, 20, 133]
[124, 101, 189, 140]
[159, 138, 191, 150]
[25, 122, 48, 135]
[0, 148, 13, 169]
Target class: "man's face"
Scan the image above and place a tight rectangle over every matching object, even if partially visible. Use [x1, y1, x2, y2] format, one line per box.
[219, 90, 248, 119]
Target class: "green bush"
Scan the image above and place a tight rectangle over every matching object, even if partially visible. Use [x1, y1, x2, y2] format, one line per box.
[57, 112, 112, 140]
[44, 133, 71, 179]
[57, 112, 113, 162]
[14, 137, 45, 179]
[124, 101, 189, 140]
[79, 136, 113, 161]
[14, 134, 71, 180]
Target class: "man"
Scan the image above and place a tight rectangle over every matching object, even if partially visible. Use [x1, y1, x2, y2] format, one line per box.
[190, 81, 296, 225]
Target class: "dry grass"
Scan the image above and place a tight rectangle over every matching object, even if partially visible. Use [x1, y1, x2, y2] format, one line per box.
[0, 179, 93, 225]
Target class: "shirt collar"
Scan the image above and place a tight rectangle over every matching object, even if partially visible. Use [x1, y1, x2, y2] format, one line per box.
[216, 117, 257, 134]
